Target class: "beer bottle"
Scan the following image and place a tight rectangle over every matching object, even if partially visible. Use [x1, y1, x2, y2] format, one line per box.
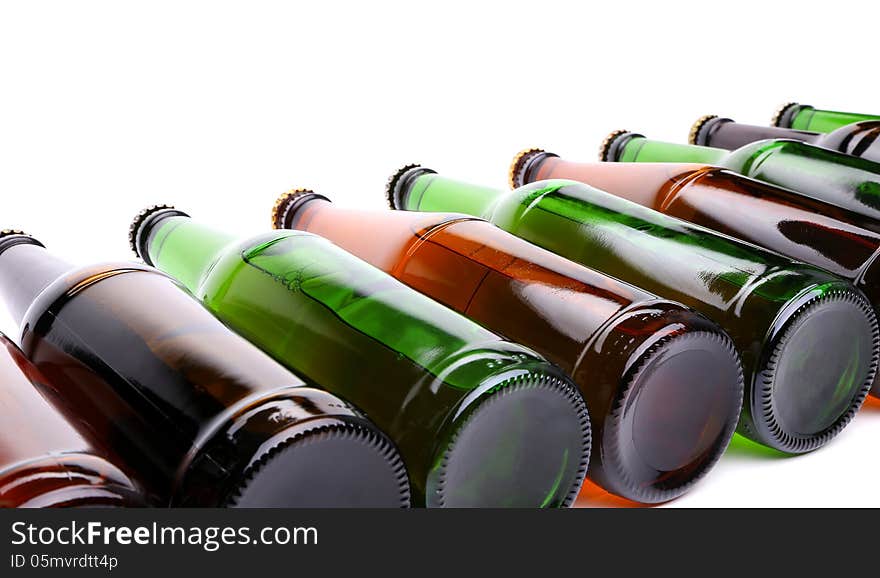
[773, 103, 880, 133]
[690, 115, 880, 163]
[0, 331, 142, 508]
[130, 206, 592, 508]
[512, 149, 880, 364]
[601, 130, 880, 226]
[0, 230, 411, 508]
[271, 188, 744, 504]
[388, 165, 880, 454]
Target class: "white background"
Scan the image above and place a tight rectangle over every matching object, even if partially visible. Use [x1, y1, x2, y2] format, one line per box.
[1, 1, 878, 507]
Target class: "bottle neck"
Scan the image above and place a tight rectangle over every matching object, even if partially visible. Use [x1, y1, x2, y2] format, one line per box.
[144, 216, 237, 293]
[0, 241, 74, 326]
[529, 157, 708, 209]
[617, 136, 728, 165]
[792, 108, 880, 133]
[402, 173, 505, 218]
[703, 121, 819, 150]
[283, 196, 471, 272]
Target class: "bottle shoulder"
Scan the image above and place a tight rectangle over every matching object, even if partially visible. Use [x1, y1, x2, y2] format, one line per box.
[820, 121, 880, 154]
[723, 139, 803, 174]
[20, 262, 169, 333]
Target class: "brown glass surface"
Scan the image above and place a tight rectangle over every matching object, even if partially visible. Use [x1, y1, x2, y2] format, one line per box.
[526, 158, 880, 317]
[0, 335, 141, 508]
[0, 241, 409, 507]
[279, 197, 744, 503]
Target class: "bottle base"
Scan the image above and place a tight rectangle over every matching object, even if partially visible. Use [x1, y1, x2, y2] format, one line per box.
[601, 330, 743, 504]
[226, 422, 411, 508]
[427, 373, 591, 508]
[748, 288, 878, 453]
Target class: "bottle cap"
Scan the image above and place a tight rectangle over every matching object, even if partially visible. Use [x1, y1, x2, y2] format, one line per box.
[0, 230, 44, 256]
[771, 102, 807, 128]
[599, 130, 643, 161]
[129, 205, 191, 265]
[386, 164, 436, 210]
[271, 189, 331, 230]
[509, 148, 559, 189]
[688, 115, 734, 146]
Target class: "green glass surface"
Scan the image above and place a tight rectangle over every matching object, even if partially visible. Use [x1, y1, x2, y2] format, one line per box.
[617, 138, 727, 165]
[402, 175, 877, 452]
[146, 217, 589, 507]
[618, 137, 880, 224]
[792, 107, 880, 133]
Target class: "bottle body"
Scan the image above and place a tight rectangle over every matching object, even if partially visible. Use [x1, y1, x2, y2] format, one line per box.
[605, 132, 880, 232]
[0, 236, 411, 508]
[136, 211, 592, 508]
[0, 334, 143, 508]
[774, 103, 880, 133]
[273, 192, 743, 503]
[514, 153, 880, 341]
[693, 116, 880, 164]
[395, 172, 879, 454]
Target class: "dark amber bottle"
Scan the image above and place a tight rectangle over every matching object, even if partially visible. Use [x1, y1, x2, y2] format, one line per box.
[511, 150, 880, 368]
[0, 332, 142, 508]
[0, 231, 411, 508]
[271, 188, 743, 504]
[601, 130, 880, 226]
[389, 166, 880, 454]
[691, 115, 880, 163]
[131, 206, 591, 508]
[773, 103, 880, 133]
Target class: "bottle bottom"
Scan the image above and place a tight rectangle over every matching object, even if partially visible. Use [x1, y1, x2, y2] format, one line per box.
[602, 331, 744, 504]
[752, 288, 878, 453]
[427, 373, 591, 508]
[225, 422, 411, 508]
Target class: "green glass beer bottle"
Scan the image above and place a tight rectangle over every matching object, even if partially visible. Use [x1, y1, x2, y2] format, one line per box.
[0, 331, 143, 508]
[271, 188, 744, 503]
[773, 103, 880, 133]
[690, 115, 880, 163]
[0, 230, 411, 508]
[511, 149, 880, 355]
[130, 206, 592, 508]
[388, 165, 880, 454]
[601, 130, 880, 226]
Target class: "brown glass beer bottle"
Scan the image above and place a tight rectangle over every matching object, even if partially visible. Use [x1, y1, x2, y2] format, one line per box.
[388, 165, 880, 455]
[511, 150, 880, 376]
[0, 230, 411, 508]
[0, 331, 143, 508]
[271, 188, 744, 503]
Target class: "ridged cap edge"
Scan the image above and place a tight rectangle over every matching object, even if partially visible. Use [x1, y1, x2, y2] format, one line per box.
[771, 102, 804, 127]
[599, 130, 635, 161]
[688, 115, 720, 145]
[0, 229, 44, 255]
[509, 148, 546, 189]
[271, 188, 330, 230]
